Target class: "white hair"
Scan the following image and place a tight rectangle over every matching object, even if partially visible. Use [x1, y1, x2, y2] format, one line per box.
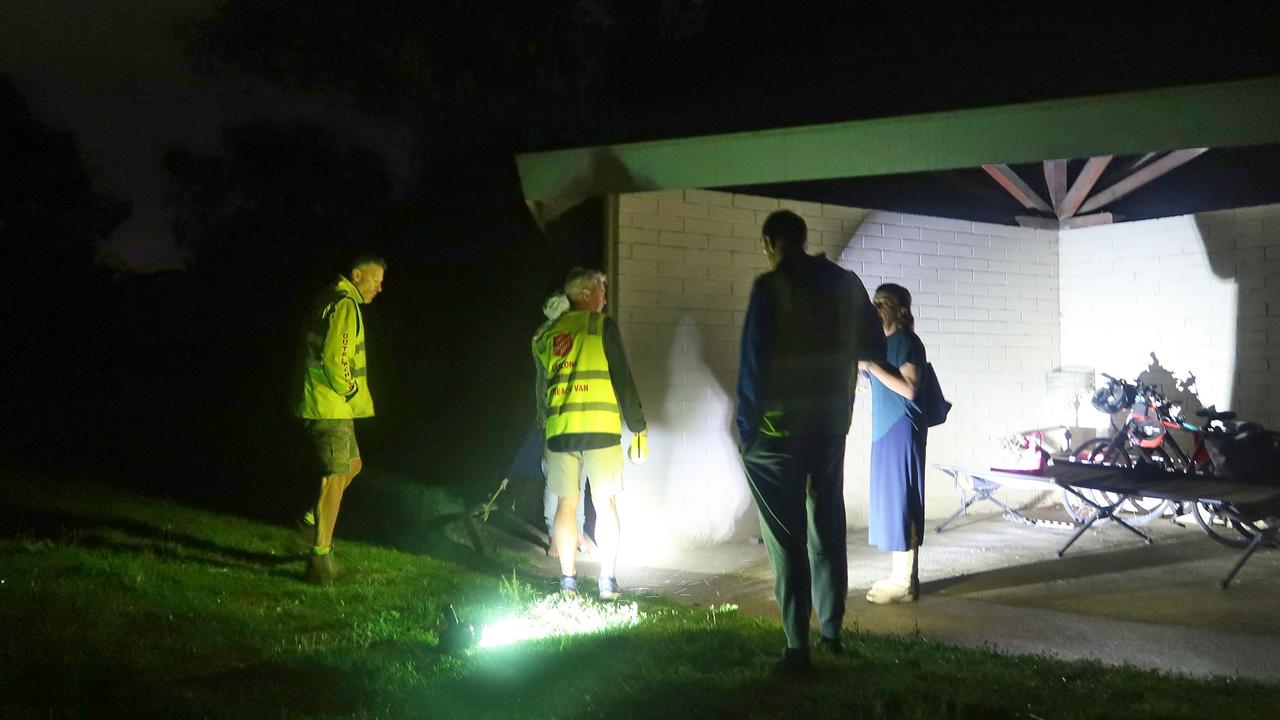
[563, 267, 605, 301]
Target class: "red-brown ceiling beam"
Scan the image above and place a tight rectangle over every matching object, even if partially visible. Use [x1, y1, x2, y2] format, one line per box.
[1058, 155, 1113, 219]
[982, 164, 1053, 213]
[1077, 148, 1208, 215]
[1044, 159, 1068, 216]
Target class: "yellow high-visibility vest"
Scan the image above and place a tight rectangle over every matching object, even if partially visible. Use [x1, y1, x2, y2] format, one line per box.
[533, 310, 621, 439]
[297, 276, 374, 419]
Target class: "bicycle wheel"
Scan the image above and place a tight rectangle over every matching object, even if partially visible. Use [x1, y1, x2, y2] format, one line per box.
[1060, 440, 1169, 524]
[1115, 495, 1171, 525]
[1061, 486, 1098, 524]
[1060, 439, 1131, 523]
[1117, 446, 1174, 524]
[1192, 502, 1254, 549]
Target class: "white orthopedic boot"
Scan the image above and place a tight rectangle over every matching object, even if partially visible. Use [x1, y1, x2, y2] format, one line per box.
[866, 545, 919, 604]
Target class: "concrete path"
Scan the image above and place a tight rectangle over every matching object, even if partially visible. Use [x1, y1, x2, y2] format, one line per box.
[533, 509, 1280, 683]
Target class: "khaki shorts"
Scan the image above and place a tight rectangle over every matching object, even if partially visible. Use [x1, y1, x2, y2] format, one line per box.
[545, 445, 624, 498]
[305, 419, 360, 475]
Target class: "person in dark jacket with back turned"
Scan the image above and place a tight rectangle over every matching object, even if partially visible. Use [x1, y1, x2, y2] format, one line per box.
[736, 210, 883, 673]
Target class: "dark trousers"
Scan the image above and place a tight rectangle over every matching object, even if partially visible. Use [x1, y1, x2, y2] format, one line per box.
[740, 433, 848, 648]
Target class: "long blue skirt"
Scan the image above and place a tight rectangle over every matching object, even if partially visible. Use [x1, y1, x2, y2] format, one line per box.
[868, 415, 927, 552]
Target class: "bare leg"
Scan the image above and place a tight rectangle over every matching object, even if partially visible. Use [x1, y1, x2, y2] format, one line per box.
[554, 494, 580, 577]
[594, 493, 620, 581]
[343, 457, 363, 491]
[314, 471, 350, 550]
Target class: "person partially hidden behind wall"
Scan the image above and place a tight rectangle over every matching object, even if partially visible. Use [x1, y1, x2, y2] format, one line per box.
[533, 267, 648, 600]
[736, 210, 884, 674]
[295, 254, 386, 583]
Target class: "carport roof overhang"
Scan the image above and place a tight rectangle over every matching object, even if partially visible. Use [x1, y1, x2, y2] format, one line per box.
[515, 76, 1280, 212]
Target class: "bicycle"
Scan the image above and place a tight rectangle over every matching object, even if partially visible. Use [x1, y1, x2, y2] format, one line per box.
[1064, 373, 1274, 546]
[1061, 375, 1181, 524]
[1062, 373, 1236, 523]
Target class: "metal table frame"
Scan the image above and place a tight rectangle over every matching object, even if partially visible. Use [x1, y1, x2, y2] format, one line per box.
[932, 464, 1062, 533]
[1048, 461, 1280, 589]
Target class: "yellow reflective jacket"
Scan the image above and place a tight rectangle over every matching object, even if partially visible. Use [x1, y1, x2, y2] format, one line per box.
[533, 310, 621, 439]
[297, 276, 374, 419]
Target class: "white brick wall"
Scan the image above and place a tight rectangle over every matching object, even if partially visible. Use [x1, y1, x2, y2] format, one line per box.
[615, 190, 1064, 554]
[1060, 205, 1280, 431]
[611, 189, 1279, 558]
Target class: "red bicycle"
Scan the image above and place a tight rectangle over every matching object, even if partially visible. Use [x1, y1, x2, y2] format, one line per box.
[1063, 374, 1235, 524]
[1065, 373, 1278, 547]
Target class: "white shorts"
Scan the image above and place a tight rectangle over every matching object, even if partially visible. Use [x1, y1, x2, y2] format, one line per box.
[545, 445, 624, 498]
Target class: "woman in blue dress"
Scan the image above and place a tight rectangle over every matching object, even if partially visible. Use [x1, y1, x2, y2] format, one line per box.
[859, 283, 928, 604]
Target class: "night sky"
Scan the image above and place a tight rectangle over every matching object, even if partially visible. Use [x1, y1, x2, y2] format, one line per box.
[3, 2, 1279, 270]
[0, 1, 413, 271]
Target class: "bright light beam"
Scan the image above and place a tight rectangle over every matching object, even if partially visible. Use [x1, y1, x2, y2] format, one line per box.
[477, 594, 642, 649]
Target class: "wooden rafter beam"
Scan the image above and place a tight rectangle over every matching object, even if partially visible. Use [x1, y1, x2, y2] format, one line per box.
[1044, 159, 1068, 216]
[1077, 148, 1209, 215]
[516, 77, 1280, 202]
[1058, 155, 1113, 218]
[983, 164, 1053, 213]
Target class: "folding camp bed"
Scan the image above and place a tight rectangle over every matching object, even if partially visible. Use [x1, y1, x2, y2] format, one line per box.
[1049, 460, 1280, 588]
[932, 464, 1065, 533]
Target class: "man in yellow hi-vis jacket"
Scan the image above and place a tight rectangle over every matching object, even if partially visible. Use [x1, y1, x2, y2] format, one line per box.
[533, 267, 647, 600]
[297, 254, 386, 583]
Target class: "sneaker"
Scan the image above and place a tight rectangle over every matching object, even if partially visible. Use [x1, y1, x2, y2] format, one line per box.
[597, 576, 621, 601]
[559, 574, 579, 596]
[304, 552, 342, 584]
[772, 647, 815, 678]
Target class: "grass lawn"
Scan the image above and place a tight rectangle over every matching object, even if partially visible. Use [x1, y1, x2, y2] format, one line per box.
[2, 466, 1277, 719]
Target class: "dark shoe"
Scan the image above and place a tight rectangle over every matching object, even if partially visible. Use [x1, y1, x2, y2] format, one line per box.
[818, 635, 844, 655]
[773, 647, 815, 677]
[559, 574, 579, 596]
[304, 552, 342, 584]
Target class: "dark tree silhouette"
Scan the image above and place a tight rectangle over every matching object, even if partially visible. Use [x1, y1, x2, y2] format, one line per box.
[183, 1, 720, 169]
[165, 118, 393, 293]
[0, 73, 129, 283]
[0, 73, 133, 471]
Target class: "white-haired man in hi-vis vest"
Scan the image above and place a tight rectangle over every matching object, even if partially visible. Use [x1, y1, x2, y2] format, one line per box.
[533, 267, 648, 600]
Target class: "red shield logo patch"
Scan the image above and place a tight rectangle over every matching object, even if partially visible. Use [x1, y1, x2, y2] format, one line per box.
[552, 332, 573, 357]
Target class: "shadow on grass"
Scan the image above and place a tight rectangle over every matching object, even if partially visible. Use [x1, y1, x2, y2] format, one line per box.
[0, 506, 296, 571]
[426, 626, 784, 719]
[330, 470, 549, 575]
[5, 463, 549, 579]
[177, 660, 368, 717]
[416, 624, 1043, 720]
[5, 656, 376, 720]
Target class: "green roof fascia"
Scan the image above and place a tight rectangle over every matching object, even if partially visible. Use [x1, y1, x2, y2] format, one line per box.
[516, 76, 1280, 202]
